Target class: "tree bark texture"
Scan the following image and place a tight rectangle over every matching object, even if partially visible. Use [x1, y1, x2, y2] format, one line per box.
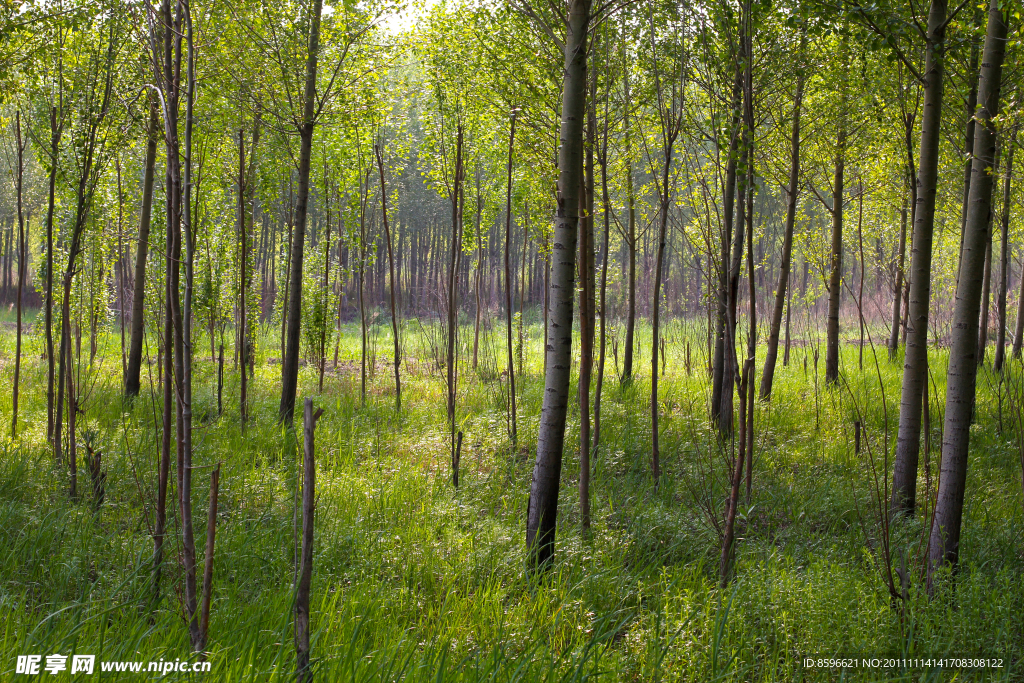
[929, 0, 1007, 583]
[526, 0, 591, 571]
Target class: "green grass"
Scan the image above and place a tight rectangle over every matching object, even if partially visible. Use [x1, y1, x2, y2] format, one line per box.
[0, 313, 1021, 681]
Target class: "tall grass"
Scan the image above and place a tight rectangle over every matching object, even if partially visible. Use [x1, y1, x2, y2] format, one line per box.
[0, 315, 1021, 681]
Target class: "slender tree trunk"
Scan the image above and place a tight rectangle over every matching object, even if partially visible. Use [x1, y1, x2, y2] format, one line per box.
[760, 53, 803, 400]
[11, 112, 26, 438]
[721, 358, 752, 586]
[543, 237, 549, 377]
[956, 7, 982, 287]
[179, 7, 202, 649]
[824, 117, 846, 385]
[649, 22, 679, 479]
[721, 44, 750, 437]
[281, 184, 293, 356]
[889, 187, 909, 357]
[295, 399, 323, 683]
[1013, 252, 1024, 358]
[993, 137, 1014, 372]
[857, 182, 865, 370]
[900, 108, 919, 351]
[742, 30, 755, 498]
[359, 189, 367, 405]
[449, 127, 464, 481]
[622, 34, 636, 383]
[526, 0, 591, 571]
[376, 144, 401, 412]
[154, 161, 173, 606]
[504, 115, 518, 445]
[125, 97, 158, 397]
[592, 88, 610, 453]
[238, 130, 249, 423]
[45, 106, 61, 443]
[929, 0, 1007, 584]
[712, 75, 742, 425]
[783, 283, 791, 366]
[319, 177, 331, 392]
[978, 212, 993, 365]
[53, 26, 115, 493]
[579, 93, 596, 530]
[1, 228, 7, 304]
[117, 161, 126, 377]
[279, 0, 324, 425]
[473, 169, 482, 368]
[651, 162, 670, 479]
[198, 463, 219, 651]
[519, 206, 529, 377]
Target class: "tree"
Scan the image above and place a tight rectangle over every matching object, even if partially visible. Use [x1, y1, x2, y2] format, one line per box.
[9, 111, 27, 437]
[279, 0, 325, 425]
[760, 30, 805, 401]
[823, 85, 846, 386]
[992, 133, 1014, 373]
[890, 0, 953, 516]
[375, 141, 401, 411]
[52, 17, 117, 493]
[643, 6, 683, 480]
[526, 0, 592, 571]
[504, 112, 518, 445]
[124, 95, 158, 397]
[928, 0, 1008, 585]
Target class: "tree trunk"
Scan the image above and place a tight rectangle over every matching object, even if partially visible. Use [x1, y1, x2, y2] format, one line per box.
[929, 0, 1007, 584]
[721, 51, 749, 437]
[296, 399, 323, 683]
[721, 358, 752, 586]
[53, 27, 115, 491]
[711, 75, 743, 425]
[180, 6, 201, 649]
[504, 115, 518, 445]
[579, 92, 596, 530]
[44, 106, 61, 443]
[238, 130, 249, 423]
[526, 0, 591, 571]
[592, 89, 610, 453]
[889, 187, 909, 357]
[279, 0, 324, 425]
[649, 18, 679, 479]
[824, 116, 846, 386]
[1014, 248, 1024, 358]
[956, 7, 982, 288]
[519, 206, 529, 377]
[622, 32, 636, 383]
[993, 136, 1014, 372]
[742, 29, 755, 498]
[125, 96, 158, 397]
[281, 184, 293, 356]
[857, 182, 865, 370]
[760, 51, 803, 400]
[977, 211, 993, 365]
[376, 143, 401, 412]
[198, 464, 219, 651]
[358, 183, 367, 405]
[651, 166, 668, 480]
[473, 169, 482, 368]
[154, 161, 173, 606]
[449, 127, 464, 481]
[11, 112, 26, 438]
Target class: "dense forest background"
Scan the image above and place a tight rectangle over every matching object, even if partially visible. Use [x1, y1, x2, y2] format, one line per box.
[0, 0, 1023, 679]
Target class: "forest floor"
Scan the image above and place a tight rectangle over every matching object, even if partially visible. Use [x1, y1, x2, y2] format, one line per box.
[0, 315, 1022, 681]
